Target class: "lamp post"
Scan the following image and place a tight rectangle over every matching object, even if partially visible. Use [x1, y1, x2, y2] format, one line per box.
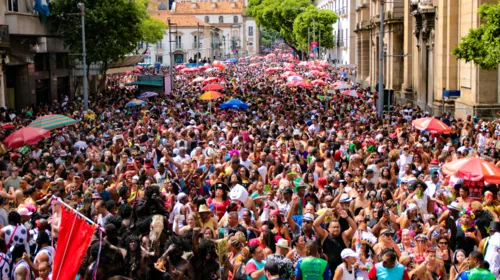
[77, 2, 88, 112]
[377, 0, 385, 117]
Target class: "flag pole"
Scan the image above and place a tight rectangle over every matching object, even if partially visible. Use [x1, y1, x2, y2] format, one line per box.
[52, 196, 106, 232]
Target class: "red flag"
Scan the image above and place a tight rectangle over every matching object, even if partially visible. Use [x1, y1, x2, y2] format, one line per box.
[52, 206, 96, 280]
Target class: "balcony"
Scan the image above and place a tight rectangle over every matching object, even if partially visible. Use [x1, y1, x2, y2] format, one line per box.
[173, 43, 184, 49]
[5, 12, 52, 36]
[0, 25, 9, 48]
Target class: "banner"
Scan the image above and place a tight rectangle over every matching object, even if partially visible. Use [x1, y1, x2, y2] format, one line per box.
[52, 206, 96, 280]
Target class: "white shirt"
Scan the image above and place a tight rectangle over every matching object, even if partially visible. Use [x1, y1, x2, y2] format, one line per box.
[484, 231, 500, 277]
[424, 180, 437, 197]
[397, 154, 413, 179]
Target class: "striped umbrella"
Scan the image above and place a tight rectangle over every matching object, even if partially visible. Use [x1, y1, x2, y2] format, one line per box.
[442, 157, 500, 183]
[29, 114, 77, 130]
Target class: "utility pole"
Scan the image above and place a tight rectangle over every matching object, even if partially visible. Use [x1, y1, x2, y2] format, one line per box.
[312, 18, 316, 61]
[377, 0, 385, 117]
[77, 2, 88, 111]
[319, 30, 321, 60]
[308, 27, 310, 61]
[167, 18, 176, 91]
[197, 22, 200, 63]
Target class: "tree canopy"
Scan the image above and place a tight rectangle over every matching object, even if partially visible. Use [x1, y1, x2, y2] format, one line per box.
[51, 0, 165, 75]
[247, 0, 337, 55]
[452, 2, 500, 70]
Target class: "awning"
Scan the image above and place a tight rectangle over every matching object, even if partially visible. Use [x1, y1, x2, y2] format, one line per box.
[108, 55, 146, 68]
[126, 80, 163, 87]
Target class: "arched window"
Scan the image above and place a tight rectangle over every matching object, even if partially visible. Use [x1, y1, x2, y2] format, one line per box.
[205, 16, 209, 23]
[219, 16, 224, 23]
[233, 16, 238, 23]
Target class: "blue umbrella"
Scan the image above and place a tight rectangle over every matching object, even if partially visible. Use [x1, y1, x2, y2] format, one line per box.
[220, 99, 248, 110]
[138, 91, 158, 99]
[226, 58, 237, 63]
[125, 99, 148, 107]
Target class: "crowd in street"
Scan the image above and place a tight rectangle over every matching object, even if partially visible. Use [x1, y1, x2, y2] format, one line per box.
[0, 50, 498, 280]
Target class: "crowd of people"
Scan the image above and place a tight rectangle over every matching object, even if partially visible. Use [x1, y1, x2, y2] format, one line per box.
[0, 50, 498, 280]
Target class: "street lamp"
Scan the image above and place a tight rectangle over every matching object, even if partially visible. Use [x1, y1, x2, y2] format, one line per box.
[77, 2, 88, 111]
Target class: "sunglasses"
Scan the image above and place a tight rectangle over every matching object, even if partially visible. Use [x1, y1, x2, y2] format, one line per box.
[303, 220, 313, 224]
[416, 239, 426, 243]
[382, 233, 393, 237]
[439, 242, 448, 245]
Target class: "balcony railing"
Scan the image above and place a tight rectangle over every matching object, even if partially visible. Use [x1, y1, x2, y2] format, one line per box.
[174, 43, 183, 49]
[0, 25, 9, 47]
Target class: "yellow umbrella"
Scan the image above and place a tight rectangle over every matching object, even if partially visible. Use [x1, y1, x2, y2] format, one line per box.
[199, 91, 224, 100]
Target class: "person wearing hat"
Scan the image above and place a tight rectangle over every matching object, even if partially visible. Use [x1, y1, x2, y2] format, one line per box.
[169, 192, 189, 232]
[480, 221, 500, 276]
[208, 182, 231, 220]
[197, 204, 217, 234]
[94, 178, 110, 201]
[265, 239, 294, 280]
[333, 248, 358, 280]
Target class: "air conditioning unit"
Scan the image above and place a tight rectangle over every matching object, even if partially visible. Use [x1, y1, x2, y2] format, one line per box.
[211, 3, 217, 7]
[192, 3, 197, 8]
[230, 2, 236, 7]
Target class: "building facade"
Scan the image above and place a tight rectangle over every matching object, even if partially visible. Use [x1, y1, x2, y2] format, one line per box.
[363, 0, 405, 92]
[317, 0, 356, 65]
[144, 0, 259, 66]
[402, 0, 500, 117]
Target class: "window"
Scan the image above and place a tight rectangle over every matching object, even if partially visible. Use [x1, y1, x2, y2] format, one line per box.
[248, 26, 254, 36]
[233, 16, 238, 23]
[34, 54, 49, 72]
[219, 16, 224, 23]
[157, 40, 163, 49]
[138, 41, 144, 49]
[156, 55, 163, 64]
[56, 54, 69, 69]
[205, 16, 209, 23]
[8, 0, 18, 11]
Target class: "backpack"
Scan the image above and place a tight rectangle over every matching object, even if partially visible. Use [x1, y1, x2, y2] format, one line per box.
[233, 261, 247, 280]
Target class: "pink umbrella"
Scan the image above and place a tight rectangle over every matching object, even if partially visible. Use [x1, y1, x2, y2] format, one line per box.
[249, 63, 260, 68]
[298, 61, 308, 67]
[286, 81, 312, 89]
[311, 79, 326, 86]
[3, 127, 50, 149]
[281, 71, 297, 78]
[309, 65, 324, 71]
[286, 76, 304, 82]
[175, 65, 185, 70]
[342, 90, 362, 98]
[203, 77, 219, 84]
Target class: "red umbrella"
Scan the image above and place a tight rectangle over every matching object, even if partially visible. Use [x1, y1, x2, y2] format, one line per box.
[265, 68, 280, 74]
[136, 66, 143, 70]
[309, 65, 324, 71]
[249, 63, 260, 68]
[286, 81, 312, 89]
[342, 90, 362, 98]
[442, 157, 500, 183]
[175, 65, 186, 70]
[203, 77, 219, 84]
[412, 118, 451, 134]
[3, 126, 50, 149]
[202, 83, 224, 91]
[311, 79, 326, 86]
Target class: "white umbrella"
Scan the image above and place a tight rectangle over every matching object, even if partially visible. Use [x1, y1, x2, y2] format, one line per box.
[335, 84, 352, 90]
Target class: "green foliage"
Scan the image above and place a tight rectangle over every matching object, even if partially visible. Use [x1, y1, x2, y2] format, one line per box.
[260, 28, 281, 47]
[453, 3, 500, 70]
[293, 7, 337, 50]
[247, 0, 337, 52]
[51, 0, 166, 73]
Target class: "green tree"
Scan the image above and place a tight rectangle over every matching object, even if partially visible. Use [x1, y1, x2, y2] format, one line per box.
[247, 0, 336, 57]
[51, 0, 165, 91]
[293, 6, 337, 51]
[452, 2, 500, 69]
